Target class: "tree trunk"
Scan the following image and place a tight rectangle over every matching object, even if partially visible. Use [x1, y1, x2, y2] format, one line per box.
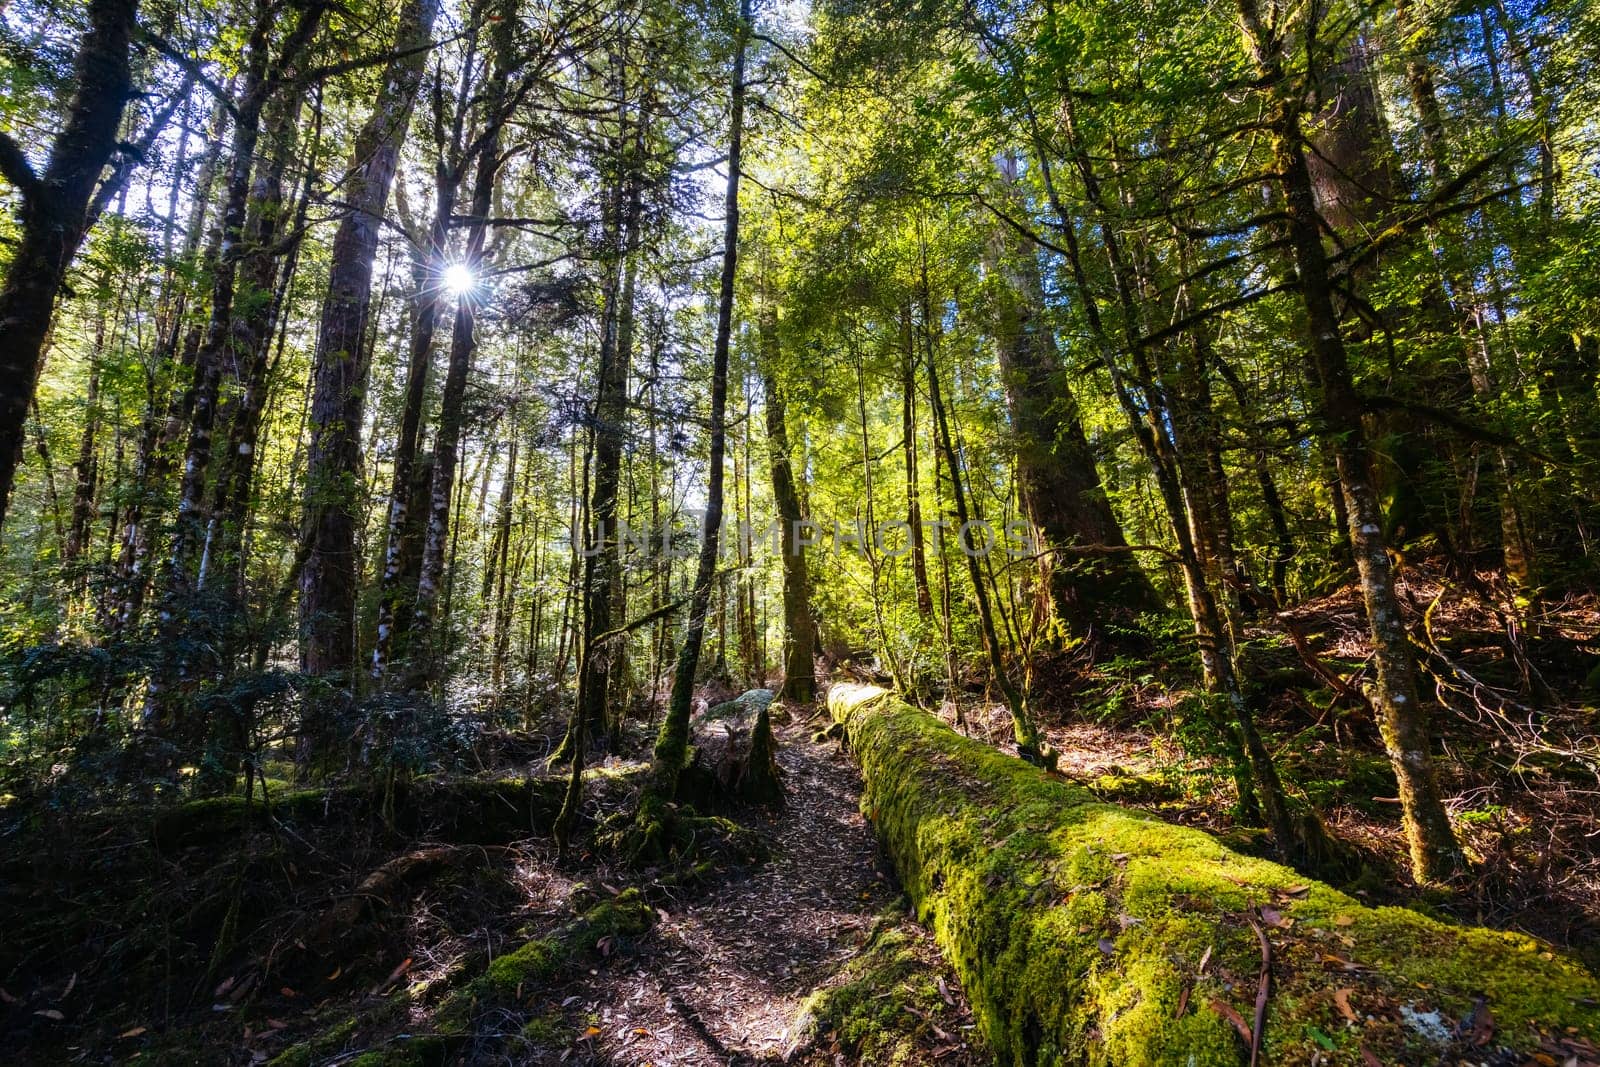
[410, 49, 508, 684]
[371, 169, 461, 681]
[201, 85, 315, 599]
[983, 210, 1160, 648]
[1237, 0, 1463, 882]
[927, 322, 1048, 766]
[0, 0, 138, 529]
[651, 0, 750, 795]
[166, 4, 322, 599]
[762, 354, 814, 705]
[299, 0, 440, 699]
[575, 84, 642, 746]
[899, 310, 934, 616]
[65, 329, 104, 577]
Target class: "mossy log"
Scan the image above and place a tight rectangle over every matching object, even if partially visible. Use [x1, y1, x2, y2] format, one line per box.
[269, 890, 654, 1066]
[433, 887, 654, 1028]
[787, 911, 961, 1065]
[148, 774, 586, 850]
[828, 683, 1600, 1066]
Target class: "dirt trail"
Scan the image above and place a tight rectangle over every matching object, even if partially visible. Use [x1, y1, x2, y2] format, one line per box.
[550, 721, 983, 1066]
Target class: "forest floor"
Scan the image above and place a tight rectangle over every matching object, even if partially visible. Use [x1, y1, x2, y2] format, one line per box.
[4, 565, 1598, 1064]
[0, 707, 984, 1066]
[554, 716, 981, 1066]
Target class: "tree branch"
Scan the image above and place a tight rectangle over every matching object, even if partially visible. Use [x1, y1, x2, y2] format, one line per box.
[0, 132, 41, 200]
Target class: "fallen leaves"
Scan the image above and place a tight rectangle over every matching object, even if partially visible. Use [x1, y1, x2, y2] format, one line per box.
[370, 956, 413, 995]
[1209, 997, 1252, 1044]
[1332, 986, 1358, 1023]
[1320, 952, 1365, 972]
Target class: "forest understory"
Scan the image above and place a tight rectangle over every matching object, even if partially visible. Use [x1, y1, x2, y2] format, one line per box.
[988, 561, 1600, 971]
[0, 698, 983, 1067]
[5, 558, 1600, 1066]
[4, 0, 1600, 1060]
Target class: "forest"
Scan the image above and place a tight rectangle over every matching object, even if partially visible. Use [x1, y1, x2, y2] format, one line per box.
[1, 0, 1599, 1060]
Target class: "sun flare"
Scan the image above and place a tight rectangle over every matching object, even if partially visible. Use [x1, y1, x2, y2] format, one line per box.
[442, 262, 476, 295]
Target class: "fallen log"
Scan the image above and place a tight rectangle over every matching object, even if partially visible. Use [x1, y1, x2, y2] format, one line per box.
[146, 772, 628, 851]
[828, 683, 1600, 1066]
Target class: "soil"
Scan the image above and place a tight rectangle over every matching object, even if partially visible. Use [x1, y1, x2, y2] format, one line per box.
[542, 717, 982, 1066]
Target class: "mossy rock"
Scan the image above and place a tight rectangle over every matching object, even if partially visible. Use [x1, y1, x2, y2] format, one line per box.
[703, 687, 776, 721]
[829, 684, 1600, 1067]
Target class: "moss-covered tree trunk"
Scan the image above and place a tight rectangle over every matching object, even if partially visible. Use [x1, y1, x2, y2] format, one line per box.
[1235, 0, 1463, 883]
[829, 684, 1600, 1066]
[652, 0, 749, 793]
[761, 357, 815, 705]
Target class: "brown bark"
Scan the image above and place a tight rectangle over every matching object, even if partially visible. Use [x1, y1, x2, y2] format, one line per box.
[984, 209, 1161, 647]
[298, 0, 440, 694]
[1237, 0, 1463, 881]
[0, 0, 138, 529]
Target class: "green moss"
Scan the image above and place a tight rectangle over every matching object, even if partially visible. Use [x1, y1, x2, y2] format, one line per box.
[147, 773, 594, 851]
[268, 1007, 375, 1067]
[795, 914, 951, 1065]
[341, 1037, 447, 1067]
[1086, 771, 1178, 805]
[153, 788, 329, 848]
[520, 1010, 566, 1046]
[432, 889, 654, 1033]
[829, 683, 1600, 1067]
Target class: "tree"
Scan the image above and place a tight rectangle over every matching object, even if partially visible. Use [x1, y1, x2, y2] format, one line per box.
[0, 0, 139, 528]
[652, 0, 751, 795]
[298, 0, 440, 711]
